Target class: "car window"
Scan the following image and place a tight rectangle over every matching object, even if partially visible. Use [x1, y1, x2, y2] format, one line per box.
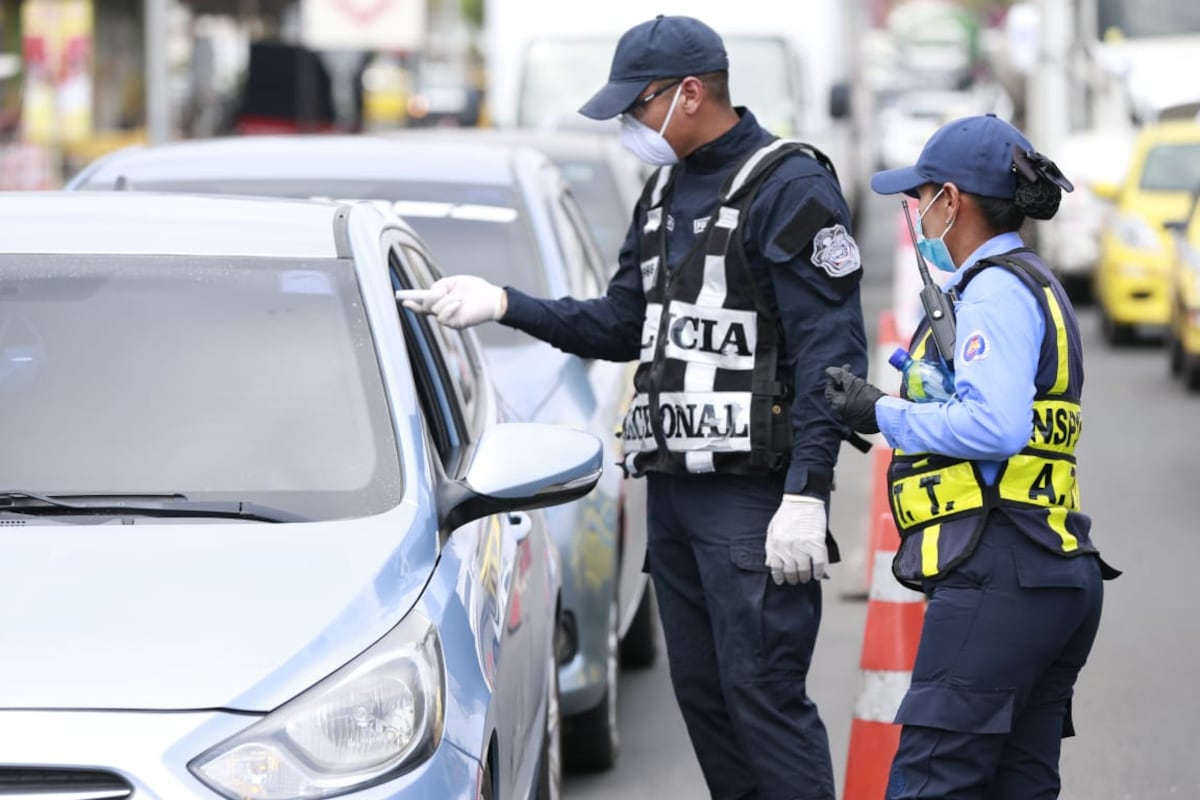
[394, 243, 484, 440]
[544, 185, 592, 299]
[559, 190, 610, 292]
[1139, 142, 1200, 192]
[390, 201, 540, 350]
[0, 254, 402, 520]
[554, 157, 630, 265]
[388, 249, 468, 468]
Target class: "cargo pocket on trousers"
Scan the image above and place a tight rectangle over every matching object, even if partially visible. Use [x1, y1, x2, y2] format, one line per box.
[894, 681, 1014, 734]
[728, 536, 769, 662]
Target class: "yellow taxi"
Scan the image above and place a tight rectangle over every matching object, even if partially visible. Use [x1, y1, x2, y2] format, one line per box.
[1166, 192, 1200, 390]
[1091, 120, 1200, 345]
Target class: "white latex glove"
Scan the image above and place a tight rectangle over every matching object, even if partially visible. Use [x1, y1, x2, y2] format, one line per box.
[396, 275, 505, 329]
[764, 494, 829, 585]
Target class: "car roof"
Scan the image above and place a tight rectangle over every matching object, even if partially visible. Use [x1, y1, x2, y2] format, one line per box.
[1136, 120, 1200, 146]
[386, 127, 621, 162]
[0, 191, 347, 258]
[75, 135, 551, 190]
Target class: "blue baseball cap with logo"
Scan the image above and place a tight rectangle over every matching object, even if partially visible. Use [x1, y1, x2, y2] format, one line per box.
[579, 15, 729, 121]
[871, 114, 1034, 199]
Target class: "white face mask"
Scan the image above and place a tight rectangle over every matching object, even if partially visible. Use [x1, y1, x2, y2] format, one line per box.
[618, 84, 682, 167]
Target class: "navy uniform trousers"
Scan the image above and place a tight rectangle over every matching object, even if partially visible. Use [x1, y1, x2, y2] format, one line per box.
[645, 471, 835, 800]
[886, 515, 1104, 800]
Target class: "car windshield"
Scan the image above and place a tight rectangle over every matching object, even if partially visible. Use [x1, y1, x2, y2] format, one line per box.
[126, 179, 545, 349]
[0, 254, 401, 521]
[1140, 143, 1200, 191]
[1097, 0, 1200, 37]
[519, 35, 797, 135]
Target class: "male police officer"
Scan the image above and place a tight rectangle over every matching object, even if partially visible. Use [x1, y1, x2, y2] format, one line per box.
[825, 115, 1117, 799]
[402, 16, 867, 799]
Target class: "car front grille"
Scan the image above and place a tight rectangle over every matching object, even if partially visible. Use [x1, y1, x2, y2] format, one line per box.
[0, 767, 133, 799]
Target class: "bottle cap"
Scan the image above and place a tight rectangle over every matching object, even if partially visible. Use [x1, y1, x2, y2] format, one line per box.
[888, 347, 910, 371]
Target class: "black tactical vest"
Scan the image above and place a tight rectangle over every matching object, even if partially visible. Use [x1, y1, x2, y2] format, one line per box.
[620, 139, 837, 477]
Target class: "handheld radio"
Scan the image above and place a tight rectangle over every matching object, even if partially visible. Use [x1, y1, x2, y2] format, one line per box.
[900, 199, 958, 370]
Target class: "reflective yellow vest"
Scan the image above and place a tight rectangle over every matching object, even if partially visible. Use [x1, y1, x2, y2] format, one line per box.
[888, 251, 1099, 589]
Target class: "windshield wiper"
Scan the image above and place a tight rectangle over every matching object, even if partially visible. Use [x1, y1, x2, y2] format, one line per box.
[0, 492, 308, 523]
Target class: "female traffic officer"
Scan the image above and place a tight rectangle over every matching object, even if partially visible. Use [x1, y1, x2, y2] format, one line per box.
[824, 114, 1119, 799]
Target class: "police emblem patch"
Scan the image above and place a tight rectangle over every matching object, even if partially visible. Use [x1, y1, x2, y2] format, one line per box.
[961, 330, 989, 364]
[811, 224, 861, 277]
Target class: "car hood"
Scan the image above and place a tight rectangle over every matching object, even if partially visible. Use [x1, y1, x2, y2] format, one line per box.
[0, 507, 436, 711]
[1131, 191, 1195, 224]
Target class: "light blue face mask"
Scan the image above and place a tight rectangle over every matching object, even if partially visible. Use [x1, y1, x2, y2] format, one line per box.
[916, 187, 957, 273]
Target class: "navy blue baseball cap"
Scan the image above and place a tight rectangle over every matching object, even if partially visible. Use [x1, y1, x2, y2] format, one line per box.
[871, 114, 1034, 199]
[579, 15, 729, 121]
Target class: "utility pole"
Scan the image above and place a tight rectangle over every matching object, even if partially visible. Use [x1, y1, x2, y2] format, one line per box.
[144, 0, 169, 144]
[1027, 0, 1071, 151]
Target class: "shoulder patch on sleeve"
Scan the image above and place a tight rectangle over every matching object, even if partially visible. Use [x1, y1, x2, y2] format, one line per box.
[961, 330, 990, 365]
[811, 224, 861, 277]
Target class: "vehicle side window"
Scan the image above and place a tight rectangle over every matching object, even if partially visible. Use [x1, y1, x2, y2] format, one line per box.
[388, 250, 467, 468]
[546, 179, 604, 298]
[560, 191, 609, 293]
[397, 245, 484, 439]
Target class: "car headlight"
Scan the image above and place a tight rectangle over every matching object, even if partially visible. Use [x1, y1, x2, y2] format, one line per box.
[190, 612, 444, 800]
[1112, 213, 1163, 253]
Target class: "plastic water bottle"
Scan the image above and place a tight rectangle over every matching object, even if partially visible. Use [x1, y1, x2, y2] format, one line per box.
[888, 347, 954, 402]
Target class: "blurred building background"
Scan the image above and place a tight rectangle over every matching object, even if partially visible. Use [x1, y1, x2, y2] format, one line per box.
[0, 0, 486, 186]
[0, 0, 1198, 223]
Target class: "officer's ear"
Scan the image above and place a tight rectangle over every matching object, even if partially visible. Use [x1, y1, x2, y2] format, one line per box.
[942, 182, 962, 227]
[679, 75, 705, 114]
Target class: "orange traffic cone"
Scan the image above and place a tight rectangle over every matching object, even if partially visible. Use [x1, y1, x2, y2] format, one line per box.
[862, 445, 892, 595]
[872, 309, 905, 397]
[843, 513, 925, 800]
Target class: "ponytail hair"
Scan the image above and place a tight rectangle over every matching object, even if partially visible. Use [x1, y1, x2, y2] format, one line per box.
[1011, 145, 1074, 221]
[1014, 174, 1062, 220]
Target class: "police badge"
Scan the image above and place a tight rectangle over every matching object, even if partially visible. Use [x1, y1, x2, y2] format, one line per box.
[811, 224, 861, 277]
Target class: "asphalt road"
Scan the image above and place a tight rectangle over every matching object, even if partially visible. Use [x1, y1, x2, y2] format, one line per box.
[563, 189, 1200, 799]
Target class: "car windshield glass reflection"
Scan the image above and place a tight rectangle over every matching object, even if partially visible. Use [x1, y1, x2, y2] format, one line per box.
[0, 255, 401, 521]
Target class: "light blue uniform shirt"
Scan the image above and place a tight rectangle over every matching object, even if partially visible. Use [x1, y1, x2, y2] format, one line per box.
[875, 232, 1045, 484]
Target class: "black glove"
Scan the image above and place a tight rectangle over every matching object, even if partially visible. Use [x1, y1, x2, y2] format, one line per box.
[824, 365, 883, 435]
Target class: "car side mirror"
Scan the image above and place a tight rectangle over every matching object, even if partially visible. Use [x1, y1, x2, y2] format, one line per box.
[438, 422, 603, 531]
[829, 82, 851, 120]
[1089, 180, 1121, 202]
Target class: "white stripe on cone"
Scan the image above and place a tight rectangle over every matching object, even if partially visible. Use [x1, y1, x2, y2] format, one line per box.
[869, 551, 925, 603]
[853, 669, 913, 724]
